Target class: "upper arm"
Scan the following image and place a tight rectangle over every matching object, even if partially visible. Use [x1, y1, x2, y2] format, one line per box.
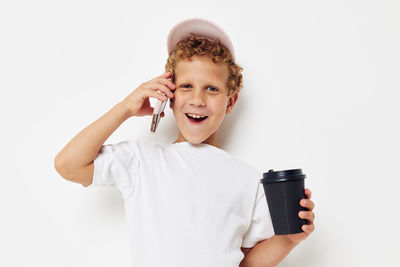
[79, 162, 94, 187]
[55, 160, 94, 187]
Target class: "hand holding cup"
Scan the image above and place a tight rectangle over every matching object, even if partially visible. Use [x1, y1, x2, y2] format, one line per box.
[286, 188, 315, 244]
[261, 169, 315, 244]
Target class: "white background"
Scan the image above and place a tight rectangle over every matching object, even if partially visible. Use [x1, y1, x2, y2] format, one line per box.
[1, 0, 399, 266]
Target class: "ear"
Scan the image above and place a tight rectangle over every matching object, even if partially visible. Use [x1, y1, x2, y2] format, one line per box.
[225, 92, 239, 114]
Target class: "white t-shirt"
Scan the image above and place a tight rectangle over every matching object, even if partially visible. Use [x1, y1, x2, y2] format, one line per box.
[85, 139, 274, 267]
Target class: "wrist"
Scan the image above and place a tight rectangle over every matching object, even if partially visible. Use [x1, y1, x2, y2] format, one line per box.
[115, 101, 134, 120]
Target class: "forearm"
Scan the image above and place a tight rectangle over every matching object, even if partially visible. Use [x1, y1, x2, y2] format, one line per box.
[240, 236, 298, 267]
[55, 102, 131, 169]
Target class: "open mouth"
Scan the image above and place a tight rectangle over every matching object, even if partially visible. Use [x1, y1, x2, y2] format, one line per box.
[185, 113, 208, 124]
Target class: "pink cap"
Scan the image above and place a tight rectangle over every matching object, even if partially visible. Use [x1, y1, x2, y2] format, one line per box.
[167, 18, 236, 62]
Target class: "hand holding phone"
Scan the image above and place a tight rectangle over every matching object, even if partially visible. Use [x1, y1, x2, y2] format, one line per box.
[119, 72, 175, 120]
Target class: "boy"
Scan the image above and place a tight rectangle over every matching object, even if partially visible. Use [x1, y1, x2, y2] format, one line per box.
[54, 18, 315, 267]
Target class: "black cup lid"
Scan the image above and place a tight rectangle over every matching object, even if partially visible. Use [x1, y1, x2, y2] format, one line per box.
[261, 169, 306, 183]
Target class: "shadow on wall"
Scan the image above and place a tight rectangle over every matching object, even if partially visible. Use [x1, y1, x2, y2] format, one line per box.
[219, 90, 247, 149]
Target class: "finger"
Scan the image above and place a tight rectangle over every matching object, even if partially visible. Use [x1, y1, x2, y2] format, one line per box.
[158, 79, 176, 96]
[299, 211, 315, 222]
[157, 75, 176, 89]
[300, 199, 315, 210]
[151, 82, 174, 99]
[305, 188, 312, 199]
[302, 223, 314, 234]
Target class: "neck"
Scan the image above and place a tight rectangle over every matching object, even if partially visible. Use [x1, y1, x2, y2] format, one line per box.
[173, 131, 219, 148]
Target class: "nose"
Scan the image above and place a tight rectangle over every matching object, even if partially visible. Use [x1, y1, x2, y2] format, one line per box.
[189, 89, 206, 107]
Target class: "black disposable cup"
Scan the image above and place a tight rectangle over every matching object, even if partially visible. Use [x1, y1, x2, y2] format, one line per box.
[260, 169, 307, 235]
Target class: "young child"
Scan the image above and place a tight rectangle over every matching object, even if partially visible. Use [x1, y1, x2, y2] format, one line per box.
[54, 18, 315, 267]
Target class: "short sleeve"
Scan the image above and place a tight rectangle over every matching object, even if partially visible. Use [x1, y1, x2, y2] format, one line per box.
[242, 182, 275, 248]
[83, 140, 139, 197]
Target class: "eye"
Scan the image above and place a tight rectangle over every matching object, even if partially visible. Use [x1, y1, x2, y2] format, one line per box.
[207, 86, 218, 92]
[179, 84, 192, 91]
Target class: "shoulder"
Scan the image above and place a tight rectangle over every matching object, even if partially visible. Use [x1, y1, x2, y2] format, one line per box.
[230, 155, 262, 178]
[111, 139, 161, 150]
[132, 139, 169, 157]
[135, 139, 164, 151]
[213, 153, 262, 191]
[200, 145, 261, 182]
[225, 156, 264, 201]
[100, 139, 157, 156]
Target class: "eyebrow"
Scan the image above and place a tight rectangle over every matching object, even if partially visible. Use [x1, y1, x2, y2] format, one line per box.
[178, 81, 221, 89]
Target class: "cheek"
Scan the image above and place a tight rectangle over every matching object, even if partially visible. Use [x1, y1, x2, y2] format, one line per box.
[172, 94, 187, 108]
[170, 96, 184, 113]
[212, 99, 229, 117]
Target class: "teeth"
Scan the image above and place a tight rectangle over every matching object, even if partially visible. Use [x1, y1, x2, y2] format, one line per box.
[187, 113, 207, 119]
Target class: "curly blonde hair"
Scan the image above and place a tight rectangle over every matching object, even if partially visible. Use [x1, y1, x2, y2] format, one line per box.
[165, 33, 243, 97]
